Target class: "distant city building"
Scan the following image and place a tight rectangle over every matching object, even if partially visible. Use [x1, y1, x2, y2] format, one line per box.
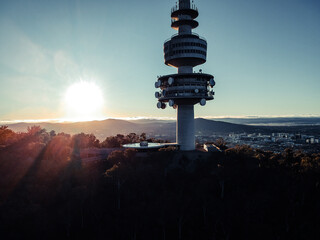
[155, 0, 215, 150]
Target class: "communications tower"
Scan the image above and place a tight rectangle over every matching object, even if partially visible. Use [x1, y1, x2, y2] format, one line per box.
[155, 0, 215, 150]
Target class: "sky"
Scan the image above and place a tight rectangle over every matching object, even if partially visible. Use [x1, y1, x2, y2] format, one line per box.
[0, 0, 319, 122]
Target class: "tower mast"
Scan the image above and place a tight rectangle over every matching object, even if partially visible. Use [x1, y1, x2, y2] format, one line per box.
[155, 0, 215, 150]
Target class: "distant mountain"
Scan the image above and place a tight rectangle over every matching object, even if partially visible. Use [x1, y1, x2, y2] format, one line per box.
[210, 117, 320, 126]
[195, 118, 255, 134]
[5, 118, 320, 140]
[129, 119, 175, 124]
[6, 118, 256, 139]
[6, 119, 139, 140]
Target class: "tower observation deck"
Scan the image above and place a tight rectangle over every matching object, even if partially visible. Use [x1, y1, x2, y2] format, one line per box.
[155, 0, 215, 151]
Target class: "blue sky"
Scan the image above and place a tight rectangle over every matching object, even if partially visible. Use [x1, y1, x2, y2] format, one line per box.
[0, 0, 319, 121]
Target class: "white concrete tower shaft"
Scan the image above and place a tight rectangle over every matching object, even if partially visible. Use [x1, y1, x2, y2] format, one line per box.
[177, 0, 194, 150]
[177, 105, 195, 150]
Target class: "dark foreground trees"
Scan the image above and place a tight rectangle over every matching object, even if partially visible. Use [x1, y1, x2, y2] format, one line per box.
[0, 127, 320, 239]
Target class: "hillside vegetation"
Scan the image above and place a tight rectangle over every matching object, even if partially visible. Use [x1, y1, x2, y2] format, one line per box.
[0, 126, 320, 239]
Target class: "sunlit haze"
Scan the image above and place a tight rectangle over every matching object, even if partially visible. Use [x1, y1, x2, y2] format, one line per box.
[0, 0, 319, 122]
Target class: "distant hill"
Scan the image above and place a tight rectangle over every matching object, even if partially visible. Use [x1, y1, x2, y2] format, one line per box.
[6, 119, 139, 140]
[5, 118, 320, 140]
[195, 118, 256, 134]
[5, 118, 256, 139]
[210, 117, 320, 126]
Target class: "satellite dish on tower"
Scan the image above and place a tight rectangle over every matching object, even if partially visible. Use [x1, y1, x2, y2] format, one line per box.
[200, 98, 206, 106]
[209, 78, 215, 87]
[157, 102, 162, 109]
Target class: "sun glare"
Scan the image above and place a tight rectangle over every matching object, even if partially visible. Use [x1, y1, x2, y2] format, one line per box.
[64, 81, 104, 121]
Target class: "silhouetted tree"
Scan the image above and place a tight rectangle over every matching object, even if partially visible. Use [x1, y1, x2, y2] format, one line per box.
[214, 137, 228, 150]
[1, 128, 320, 240]
[0, 126, 16, 146]
[71, 133, 99, 149]
[101, 136, 121, 148]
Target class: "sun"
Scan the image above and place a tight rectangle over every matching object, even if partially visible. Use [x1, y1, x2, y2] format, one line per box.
[64, 81, 104, 121]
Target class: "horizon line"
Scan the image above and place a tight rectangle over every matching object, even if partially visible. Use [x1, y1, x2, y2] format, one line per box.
[1, 114, 320, 124]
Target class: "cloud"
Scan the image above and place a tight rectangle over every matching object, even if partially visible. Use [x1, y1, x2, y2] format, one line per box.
[0, 20, 81, 80]
[0, 106, 64, 122]
[0, 20, 51, 75]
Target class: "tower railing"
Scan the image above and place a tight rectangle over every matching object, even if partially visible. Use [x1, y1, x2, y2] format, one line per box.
[171, 3, 198, 13]
[164, 33, 207, 45]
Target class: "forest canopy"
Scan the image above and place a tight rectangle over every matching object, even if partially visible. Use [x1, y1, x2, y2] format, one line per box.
[0, 126, 320, 239]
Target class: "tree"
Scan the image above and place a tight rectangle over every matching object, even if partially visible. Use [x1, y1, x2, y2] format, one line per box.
[139, 133, 147, 141]
[26, 126, 50, 144]
[71, 133, 100, 149]
[105, 150, 137, 210]
[101, 136, 121, 148]
[49, 130, 56, 137]
[0, 126, 16, 145]
[27, 125, 44, 135]
[214, 138, 228, 150]
[126, 133, 139, 143]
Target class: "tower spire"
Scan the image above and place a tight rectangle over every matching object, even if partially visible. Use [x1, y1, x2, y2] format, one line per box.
[155, 0, 215, 150]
